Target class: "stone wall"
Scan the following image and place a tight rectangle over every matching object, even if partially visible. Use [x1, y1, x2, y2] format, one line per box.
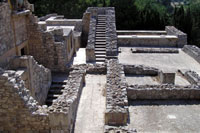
[105, 59, 128, 126]
[124, 64, 159, 76]
[28, 15, 71, 72]
[118, 35, 178, 47]
[0, 69, 50, 132]
[86, 17, 96, 62]
[182, 45, 200, 64]
[106, 8, 118, 57]
[48, 68, 85, 132]
[0, 3, 16, 67]
[9, 56, 51, 105]
[127, 84, 200, 100]
[165, 26, 187, 47]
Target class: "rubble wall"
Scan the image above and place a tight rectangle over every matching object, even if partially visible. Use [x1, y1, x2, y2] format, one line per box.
[0, 69, 50, 132]
[105, 59, 128, 126]
[9, 56, 51, 105]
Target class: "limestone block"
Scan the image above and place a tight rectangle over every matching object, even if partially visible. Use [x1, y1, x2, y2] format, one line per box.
[159, 70, 175, 84]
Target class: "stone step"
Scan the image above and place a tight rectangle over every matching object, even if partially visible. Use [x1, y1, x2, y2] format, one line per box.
[47, 94, 60, 98]
[96, 37, 106, 40]
[96, 57, 105, 62]
[95, 45, 106, 48]
[95, 40, 106, 42]
[48, 89, 63, 94]
[97, 23, 106, 25]
[96, 26, 106, 28]
[50, 84, 65, 89]
[95, 51, 106, 55]
[95, 42, 106, 45]
[96, 54, 106, 58]
[98, 15, 106, 18]
[96, 31, 106, 33]
[96, 34, 106, 37]
[95, 48, 106, 51]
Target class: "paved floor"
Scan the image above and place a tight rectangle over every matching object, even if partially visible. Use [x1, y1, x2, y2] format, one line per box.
[128, 100, 200, 133]
[73, 48, 86, 65]
[125, 74, 190, 86]
[74, 75, 106, 133]
[119, 47, 200, 75]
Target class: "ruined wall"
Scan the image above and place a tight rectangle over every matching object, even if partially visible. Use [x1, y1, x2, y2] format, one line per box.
[123, 65, 159, 75]
[105, 59, 128, 126]
[127, 84, 200, 100]
[13, 12, 29, 46]
[165, 26, 187, 47]
[48, 68, 85, 132]
[106, 8, 118, 57]
[183, 45, 200, 64]
[0, 2, 16, 67]
[9, 56, 51, 105]
[28, 16, 69, 72]
[86, 17, 96, 62]
[0, 69, 50, 132]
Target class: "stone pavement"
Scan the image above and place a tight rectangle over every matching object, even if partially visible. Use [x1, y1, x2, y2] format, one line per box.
[128, 100, 200, 133]
[74, 74, 106, 133]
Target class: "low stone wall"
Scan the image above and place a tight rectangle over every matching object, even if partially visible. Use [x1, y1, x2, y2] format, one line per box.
[132, 48, 179, 53]
[127, 84, 200, 100]
[9, 56, 51, 105]
[48, 69, 85, 132]
[182, 45, 200, 64]
[117, 30, 167, 35]
[105, 59, 128, 126]
[118, 35, 178, 47]
[104, 126, 137, 133]
[106, 9, 118, 57]
[165, 26, 187, 47]
[86, 17, 96, 62]
[124, 65, 159, 76]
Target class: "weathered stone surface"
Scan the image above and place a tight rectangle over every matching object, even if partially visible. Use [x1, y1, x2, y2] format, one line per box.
[159, 70, 175, 84]
[105, 59, 128, 126]
[86, 17, 96, 62]
[9, 56, 52, 105]
[124, 64, 159, 76]
[165, 26, 187, 47]
[185, 70, 200, 85]
[132, 47, 179, 53]
[183, 45, 200, 64]
[104, 126, 137, 133]
[127, 84, 200, 100]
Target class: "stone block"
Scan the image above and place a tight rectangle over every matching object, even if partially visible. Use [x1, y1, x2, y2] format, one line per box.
[159, 70, 175, 84]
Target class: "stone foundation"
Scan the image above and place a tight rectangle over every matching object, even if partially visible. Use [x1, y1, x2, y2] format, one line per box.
[182, 45, 200, 64]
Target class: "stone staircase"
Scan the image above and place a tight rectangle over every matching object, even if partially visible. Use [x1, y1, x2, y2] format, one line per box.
[46, 74, 68, 106]
[95, 15, 107, 62]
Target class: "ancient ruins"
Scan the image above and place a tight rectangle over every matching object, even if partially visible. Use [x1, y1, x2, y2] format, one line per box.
[1, 0, 200, 133]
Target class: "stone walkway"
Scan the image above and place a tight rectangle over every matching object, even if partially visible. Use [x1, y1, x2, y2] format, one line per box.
[73, 48, 86, 65]
[74, 74, 106, 133]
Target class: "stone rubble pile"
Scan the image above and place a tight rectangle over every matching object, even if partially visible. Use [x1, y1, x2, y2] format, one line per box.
[105, 59, 128, 125]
